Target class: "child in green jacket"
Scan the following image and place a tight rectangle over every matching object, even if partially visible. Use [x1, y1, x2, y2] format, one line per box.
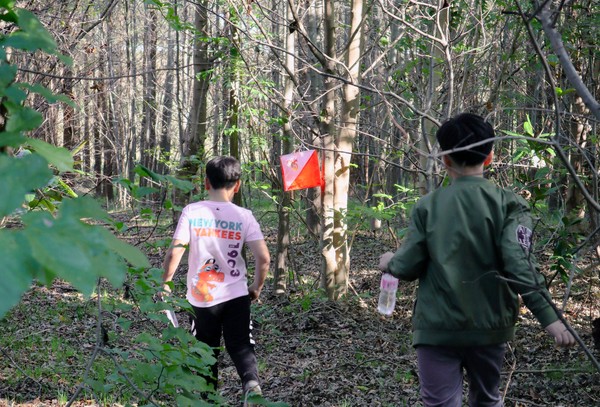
[379, 113, 575, 406]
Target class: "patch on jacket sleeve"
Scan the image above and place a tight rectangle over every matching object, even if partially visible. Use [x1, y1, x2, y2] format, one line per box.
[516, 225, 532, 251]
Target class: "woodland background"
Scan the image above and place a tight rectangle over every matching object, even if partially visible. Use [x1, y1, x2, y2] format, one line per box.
[0, 0, 599, 406]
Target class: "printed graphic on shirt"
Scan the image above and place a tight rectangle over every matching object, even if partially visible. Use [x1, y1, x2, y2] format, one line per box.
[189, 217, 243, 240]
[191, 258, 225, 302]
[516, 224, 532, 251]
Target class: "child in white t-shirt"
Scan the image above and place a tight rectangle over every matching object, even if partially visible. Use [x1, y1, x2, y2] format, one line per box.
[162, 156, 270, 400]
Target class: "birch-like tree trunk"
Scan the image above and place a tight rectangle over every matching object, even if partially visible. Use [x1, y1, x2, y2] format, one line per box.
[319, 0, 338, 298]
[327, 0, 365, 299]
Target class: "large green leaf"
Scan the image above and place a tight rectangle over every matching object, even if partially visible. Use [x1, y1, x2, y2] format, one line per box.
[19, 83, 77, 107]
[26, 138, 74, 172]
[5, 104, 43, 132]
[2, 84, 28, 104]
[0, 132, 27, 148]
[0, 64, 17, 89]
[165, 175, 195, 192]
[0, 231, 39, 318]
[1, 9, 57, 53]
[61, 196, 150, 269]
[0, 154, 52, 217]
[23, 211, 97, 294]
[99, 228, 150, 269]
[22, 198, 149, 294]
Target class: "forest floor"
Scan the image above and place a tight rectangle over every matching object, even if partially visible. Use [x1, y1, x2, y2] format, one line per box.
[1, 229, 599, 407]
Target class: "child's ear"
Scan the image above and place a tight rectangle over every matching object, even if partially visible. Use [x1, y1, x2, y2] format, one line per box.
[442, 155, 452, 168]
[483, 152, 493, 167]
[204, 177, 211, 190]
[233, 179, 241, 192]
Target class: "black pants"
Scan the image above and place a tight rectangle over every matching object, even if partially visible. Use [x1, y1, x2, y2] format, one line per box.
[191, 295, 259, 390]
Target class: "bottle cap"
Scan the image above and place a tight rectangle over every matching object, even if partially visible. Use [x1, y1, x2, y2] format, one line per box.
[380, 273, 398, 290]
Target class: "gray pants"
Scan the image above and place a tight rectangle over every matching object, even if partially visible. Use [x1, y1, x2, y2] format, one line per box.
[416, 344, 506, 407]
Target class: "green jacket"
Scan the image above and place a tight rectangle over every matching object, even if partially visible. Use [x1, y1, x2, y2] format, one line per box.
[387, 176, 558, 347]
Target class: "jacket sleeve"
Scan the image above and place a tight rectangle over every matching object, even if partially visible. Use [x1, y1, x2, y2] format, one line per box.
[387, 204, 429, 281]
[500, 194, 558, 328]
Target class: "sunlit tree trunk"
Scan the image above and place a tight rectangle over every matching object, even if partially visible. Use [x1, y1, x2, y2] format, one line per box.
[327, 0, 364, 299]
[183, 0, 212, 165]
[158, 28, 176, 175]
[139, 5, 158, 178]
[227, 9, 242, 206]
[420, 0, 449, 194]
[319, 0, 338, 298]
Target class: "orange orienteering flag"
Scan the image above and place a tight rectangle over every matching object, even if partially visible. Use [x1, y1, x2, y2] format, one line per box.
[280, 150, 322, 191]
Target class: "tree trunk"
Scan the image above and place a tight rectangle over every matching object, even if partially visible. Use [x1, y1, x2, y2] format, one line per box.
[304, 0, 323, 237]
[319, 0, 338, 299]
[329, 0, 364, 300]
[139, 5, 158, 182]
[274, 0, 296, 296]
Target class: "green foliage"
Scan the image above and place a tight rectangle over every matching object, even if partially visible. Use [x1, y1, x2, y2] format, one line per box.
[505, 118, 585, 285]
[347, 184, 419, 233]
[129, 256, 217, 402]
[0, 3, 148, 317]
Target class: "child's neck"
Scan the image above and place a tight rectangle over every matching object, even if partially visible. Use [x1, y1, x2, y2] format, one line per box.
[447, 164, 485, 180]
[207, 188, 235, 202]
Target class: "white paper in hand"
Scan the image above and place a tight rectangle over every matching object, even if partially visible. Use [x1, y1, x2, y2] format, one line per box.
[164, 309, 179, 327]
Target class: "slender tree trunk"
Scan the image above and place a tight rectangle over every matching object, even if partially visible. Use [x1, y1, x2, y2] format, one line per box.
[319, 0, 338, 298]
[139, 4, 158, 182]
[227, 10, 242, 207]
[158, 29, 175, 175]
[124, 0, 138, 181]
[274, 0, 296, 295]
[305, 0, 323, 236]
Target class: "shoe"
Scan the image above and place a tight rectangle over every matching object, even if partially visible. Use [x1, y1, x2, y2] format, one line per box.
[243, 380, 262, 407]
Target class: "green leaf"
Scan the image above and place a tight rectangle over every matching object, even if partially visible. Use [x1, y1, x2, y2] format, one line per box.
[57, 178, 78, 198]
[0, 231, 40, 318]
[20, 198, 141, 295]
[18, 83, 77, 107]
[0, 64, 17, 88]
[99, 228, 150, 269]
[59, 195, 108, 220]
[0, 131, 27, 147]
[0, 154, 52, 217]
[132, 186, 159, 198]
[26, 138, 74, 172]
[3, 83, 28, 104]
[523, 115, 534, 137]
[0, 2, 17, 19]
[164, 175, 195, 192]
[23, 211, 97, 295]
[135, 164, 161, 181]
[5, 104, 43, 132]
[1, 9, 57, 53]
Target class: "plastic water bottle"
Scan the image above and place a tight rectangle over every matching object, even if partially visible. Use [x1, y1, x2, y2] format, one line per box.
[378, 273, 399, 316]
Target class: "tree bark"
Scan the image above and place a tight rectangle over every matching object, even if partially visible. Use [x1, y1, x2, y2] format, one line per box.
[274, 0, 296, 296]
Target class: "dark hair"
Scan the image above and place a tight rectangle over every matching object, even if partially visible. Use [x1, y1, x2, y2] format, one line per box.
[436, 113, 495, 166]
[205, 156, 241, 189]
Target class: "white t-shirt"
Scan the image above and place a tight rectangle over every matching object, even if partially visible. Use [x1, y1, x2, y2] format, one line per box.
[173, 200, 264, 307]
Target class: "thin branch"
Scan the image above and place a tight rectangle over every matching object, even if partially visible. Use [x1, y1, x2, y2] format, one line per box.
[18, 64, 197, 82]
[514, 0, 600, 213]
[536, 4, 600, 121]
